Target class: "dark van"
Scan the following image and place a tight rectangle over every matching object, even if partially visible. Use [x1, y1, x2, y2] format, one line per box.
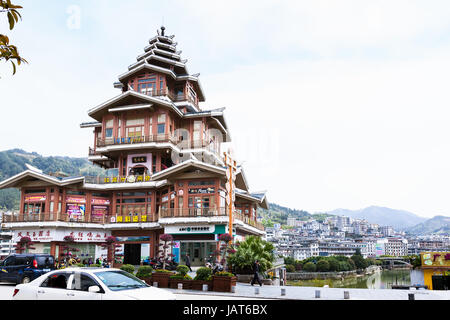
[0, 254, 55, 284]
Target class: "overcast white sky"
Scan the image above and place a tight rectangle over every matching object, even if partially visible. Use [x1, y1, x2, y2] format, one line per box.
[1, 1, 450, 218]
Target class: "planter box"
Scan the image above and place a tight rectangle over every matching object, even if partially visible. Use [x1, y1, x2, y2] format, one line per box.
[212, 275, 237, 292]
[138, 276, 153, 285]
[152, 272, 175, 288]
[191, 280, 213, 291]
[169, 278, 193, 289]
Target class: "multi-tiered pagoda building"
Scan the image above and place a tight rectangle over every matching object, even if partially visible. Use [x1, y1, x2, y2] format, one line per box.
[0, 27, 267, 267]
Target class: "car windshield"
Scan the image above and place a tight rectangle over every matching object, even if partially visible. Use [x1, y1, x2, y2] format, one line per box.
[94, 271, 148, 291]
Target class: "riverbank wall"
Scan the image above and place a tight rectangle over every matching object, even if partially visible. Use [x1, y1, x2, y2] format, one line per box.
[286, 266, 382, 281]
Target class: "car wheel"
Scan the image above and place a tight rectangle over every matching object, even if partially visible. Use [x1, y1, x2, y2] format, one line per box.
[22, 276, 31, 284]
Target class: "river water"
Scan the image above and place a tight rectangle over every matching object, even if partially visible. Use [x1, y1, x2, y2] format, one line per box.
[287, 269, 411, 289]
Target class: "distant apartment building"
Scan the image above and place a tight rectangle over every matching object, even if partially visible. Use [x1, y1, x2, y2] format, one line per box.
[336, 216, 352, 229]
[381, 226, 394, 237]
[291, 242, 319, 261]
[0, 230, 14, 258]
[379, 238, 408, 257]
[408, 239, 449, 255]
[286, 217, 298, 227]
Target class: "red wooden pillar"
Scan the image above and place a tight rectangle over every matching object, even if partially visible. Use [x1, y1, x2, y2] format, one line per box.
[85, 191, 92, 223]
[61, 189, 66, 221]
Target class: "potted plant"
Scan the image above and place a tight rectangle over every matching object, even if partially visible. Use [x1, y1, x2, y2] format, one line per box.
[136, 265, 153, 285]
[169, 265, 192, 289]
[120, 264, 135, 275]
[14, 236, 35, 253]
[212, 271, 237, 292]
[192, 267, 213, 291]
[101, 236, 123, 268]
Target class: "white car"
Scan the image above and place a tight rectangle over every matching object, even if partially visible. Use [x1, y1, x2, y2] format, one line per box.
[12, 267, 176, 300]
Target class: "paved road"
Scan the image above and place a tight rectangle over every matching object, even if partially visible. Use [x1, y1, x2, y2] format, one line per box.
[2, 282, 448, 300]
[0, 283, 260, 300]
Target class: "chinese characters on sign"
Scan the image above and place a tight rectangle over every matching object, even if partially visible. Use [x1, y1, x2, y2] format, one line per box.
[103, 175, 152, 184]
[14, 230, 111, 243]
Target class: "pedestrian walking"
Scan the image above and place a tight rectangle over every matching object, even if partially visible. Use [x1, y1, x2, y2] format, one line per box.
[185, 254, 192, 272]
[251, 259, 262, 286]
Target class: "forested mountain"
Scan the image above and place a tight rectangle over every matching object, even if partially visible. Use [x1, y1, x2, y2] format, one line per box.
[326, 206, 427, 230]
[0, 149, 105, 210]
[406, 215, 450, 235]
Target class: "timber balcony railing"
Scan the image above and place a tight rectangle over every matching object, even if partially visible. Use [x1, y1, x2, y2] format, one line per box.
[159, 207, 228, 218]
[234, 211, 265, 231]
[96, 134, 177, 148]
[2, 210, 264, 230]
[159, 208, 265, 231]
[131, 88, 198, 106]
[1, 212, 157, 224]
[92, 137, 221, 156]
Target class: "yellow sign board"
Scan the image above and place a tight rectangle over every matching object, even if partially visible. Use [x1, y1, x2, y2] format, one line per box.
[421, 252, 450, 267]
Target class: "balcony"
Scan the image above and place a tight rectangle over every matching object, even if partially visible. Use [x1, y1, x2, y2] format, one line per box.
[93, 136, 220, 157]
[2, 212, 156, 225]
[132, 88, 198, 106]
[97, 134, 178, 148]
[160, 207, 227, 218]
[2, 210, 265, 231]
[1, 213, 107, 224]
[159, 208, 265, 231]
[100, 134, 179, 148]
[234, 211, 265, 231]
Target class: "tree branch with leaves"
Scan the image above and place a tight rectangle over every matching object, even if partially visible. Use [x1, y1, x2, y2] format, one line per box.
[1, 0, 27, 74]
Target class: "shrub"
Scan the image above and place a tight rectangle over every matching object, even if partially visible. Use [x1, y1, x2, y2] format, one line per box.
[176, 265, 190, 276]
[154, 269, 174, 273]
[328, 258, 339, 272]
[347, 258, 356, 270]
[89, 264, 102, 268]
[214, 271, 235, 277]
[338, 261, 350, 271]
[120, 264, 135, 274]
[303, 262, 316, 272]
[194, 267, 212, 281]
[351, 254, 368, 269]
[170, 274, 192, 280]
[136, 266, 153, 278]
[285, 264, 296, 273]
[316, 260, 330, 272]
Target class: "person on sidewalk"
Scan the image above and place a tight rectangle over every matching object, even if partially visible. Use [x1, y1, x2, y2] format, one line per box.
[251, 259, 262, 286]
[185, 254, 192, 272]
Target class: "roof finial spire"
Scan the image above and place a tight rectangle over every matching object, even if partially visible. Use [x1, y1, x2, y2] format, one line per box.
[161, 25, 165, 36]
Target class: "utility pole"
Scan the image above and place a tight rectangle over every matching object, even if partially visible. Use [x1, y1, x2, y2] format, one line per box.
[223, 150, 237, 243]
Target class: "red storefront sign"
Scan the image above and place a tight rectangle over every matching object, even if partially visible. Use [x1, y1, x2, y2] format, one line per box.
[24, 196, 46, 202]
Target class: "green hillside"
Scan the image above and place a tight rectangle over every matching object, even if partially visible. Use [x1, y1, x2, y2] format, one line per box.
[0, 149, 105, 210]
